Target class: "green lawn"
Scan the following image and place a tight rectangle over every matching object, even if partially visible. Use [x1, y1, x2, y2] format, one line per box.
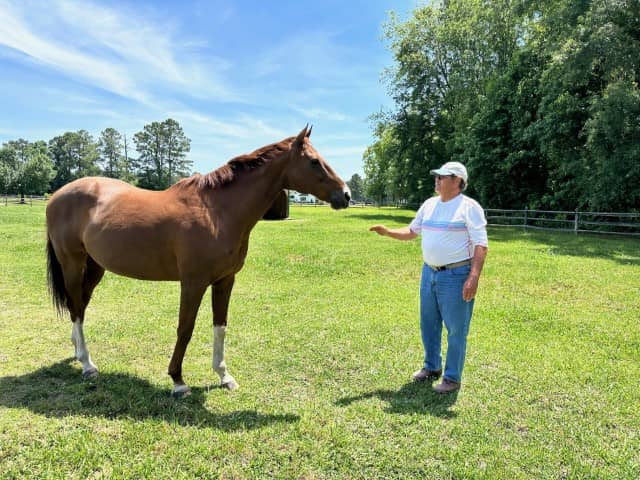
[0, 204, 638, 479]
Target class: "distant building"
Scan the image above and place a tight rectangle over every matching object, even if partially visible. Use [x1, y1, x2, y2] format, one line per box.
[288, 191, 318, 204]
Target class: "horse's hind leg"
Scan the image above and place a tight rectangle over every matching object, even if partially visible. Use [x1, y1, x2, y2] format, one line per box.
[64, 254, 104, 378]
[82, 256, 105, 306]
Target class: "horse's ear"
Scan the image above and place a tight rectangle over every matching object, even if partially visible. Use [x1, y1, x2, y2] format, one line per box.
[295, 125, 309, 145]
[306, 125, 312, 138]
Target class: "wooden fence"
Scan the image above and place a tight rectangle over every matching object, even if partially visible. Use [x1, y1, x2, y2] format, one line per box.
[377, 203, 640, 237]
[485, 208, 640, 236]
[1, 195, 48, 206]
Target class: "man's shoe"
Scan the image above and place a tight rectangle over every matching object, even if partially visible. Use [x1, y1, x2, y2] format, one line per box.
[433, 378, 461, 394]
[412, 368, 442, 382]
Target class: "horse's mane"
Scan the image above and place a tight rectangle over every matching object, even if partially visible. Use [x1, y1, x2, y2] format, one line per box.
[175, 137, 295, 191]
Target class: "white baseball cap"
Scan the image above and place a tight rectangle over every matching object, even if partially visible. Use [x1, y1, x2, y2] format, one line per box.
[430, 161, 468, 183]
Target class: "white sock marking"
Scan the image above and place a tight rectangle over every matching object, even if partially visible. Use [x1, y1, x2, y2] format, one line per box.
[213, 325, 236, 386]
[72, 319, 97, 374]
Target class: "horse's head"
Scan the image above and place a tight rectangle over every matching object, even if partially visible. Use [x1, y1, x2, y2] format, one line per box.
[284, 126, 351, 209]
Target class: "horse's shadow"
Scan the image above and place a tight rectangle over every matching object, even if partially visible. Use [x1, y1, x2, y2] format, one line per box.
[336, 381, 459, 418]
[0, 359, 298, 430]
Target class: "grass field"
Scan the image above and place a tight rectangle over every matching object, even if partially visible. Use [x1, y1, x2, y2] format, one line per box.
[0, 204, 638, 479]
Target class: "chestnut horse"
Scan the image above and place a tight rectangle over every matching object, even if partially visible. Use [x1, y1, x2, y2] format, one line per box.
[46, 126, 350, 397]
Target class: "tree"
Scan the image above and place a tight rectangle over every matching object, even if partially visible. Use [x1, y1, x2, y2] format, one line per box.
[346, 174, 364, 202]
[534, 0, 640, 210]
[368, 0, 640, 211]
[163, 119, 192, 183]
[0, 140, 54, 195]
[458, 48, 548, 208]
[133, 118, 192, 190]
[20, 141, 55, 195]
[369, 0, 522, 204]
[363, 122, 403, 203]
[98, 128, 125, 179]
[49, 130, 100, 191]
[584, 79, 640, 211]
[0, 145, 18, 193]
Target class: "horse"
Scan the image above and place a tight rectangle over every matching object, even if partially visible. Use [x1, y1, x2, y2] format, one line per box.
[46, 126, 350, 397]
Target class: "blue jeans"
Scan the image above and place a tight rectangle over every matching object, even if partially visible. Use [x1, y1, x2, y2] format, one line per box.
[420, 263, 475, 383]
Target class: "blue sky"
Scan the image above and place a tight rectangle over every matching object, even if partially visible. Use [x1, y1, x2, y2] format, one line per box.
[0, 0, 417, 180]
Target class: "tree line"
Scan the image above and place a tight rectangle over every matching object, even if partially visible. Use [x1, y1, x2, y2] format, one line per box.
[364, 0, 640, 212]
[0, 118, 191, 195]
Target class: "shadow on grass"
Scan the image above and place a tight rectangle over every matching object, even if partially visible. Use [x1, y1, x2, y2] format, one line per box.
[0, 359, 299, 430]
[347, 212, 416, 225]
[335, 381, 458, 418]
[488, 227, 640, 266]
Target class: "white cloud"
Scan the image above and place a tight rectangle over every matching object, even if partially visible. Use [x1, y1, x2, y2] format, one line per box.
[289, 104, 351, 122]
[322, 145, 367, 159]
[255, 30, 351, 81]
[0, 0, 392, 179]
[0, 2, 145, 101]
[0, 0, 238, 104]
[169, 110, 285, 141]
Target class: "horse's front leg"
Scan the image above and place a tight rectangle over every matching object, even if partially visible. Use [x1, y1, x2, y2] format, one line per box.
[168, 280, 208, 398]
[212, 274, 239, 390]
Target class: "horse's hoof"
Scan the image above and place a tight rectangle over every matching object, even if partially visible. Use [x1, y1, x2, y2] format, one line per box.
[222, 380, 239, 391]
[171, 385, 192, 399]
[82, 368, 98, 379]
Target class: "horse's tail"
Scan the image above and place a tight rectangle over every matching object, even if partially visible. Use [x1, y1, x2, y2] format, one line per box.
[47, 237, 68, 317]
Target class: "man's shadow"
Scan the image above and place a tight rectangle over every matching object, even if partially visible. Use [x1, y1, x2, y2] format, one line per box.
[0, 359, 298, 430]
[336, 381, 459, 418]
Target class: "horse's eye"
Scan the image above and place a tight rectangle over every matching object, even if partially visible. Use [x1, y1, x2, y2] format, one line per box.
[311, 158, 320, 166]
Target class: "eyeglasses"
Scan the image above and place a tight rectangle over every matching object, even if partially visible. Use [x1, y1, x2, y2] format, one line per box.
[435, 175, 455, 180]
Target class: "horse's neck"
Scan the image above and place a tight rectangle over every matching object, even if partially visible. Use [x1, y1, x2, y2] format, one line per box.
[209, 157, 287, 230]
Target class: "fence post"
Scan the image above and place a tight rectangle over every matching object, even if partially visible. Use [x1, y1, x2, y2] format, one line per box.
[523, 206, 528, 229]
[574, 209, 579, 234]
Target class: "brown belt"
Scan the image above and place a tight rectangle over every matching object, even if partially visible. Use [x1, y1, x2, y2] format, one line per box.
[427, 259, 472, 272]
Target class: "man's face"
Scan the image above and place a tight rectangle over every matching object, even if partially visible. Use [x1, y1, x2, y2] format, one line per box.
[434, 174, 460, 195]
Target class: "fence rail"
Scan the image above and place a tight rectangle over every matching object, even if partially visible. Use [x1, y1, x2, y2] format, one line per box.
[485, 208, 640, 236]
[375, 203, 640, 237]
[1, 195, 48, 206]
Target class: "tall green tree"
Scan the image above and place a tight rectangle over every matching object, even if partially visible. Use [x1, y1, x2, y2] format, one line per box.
[98, 128, 125, 179]
[458, 48, 548, 208]
[0, 144, 19, 193]
[368, 0, 640, 212]
[0, 140, 54, 195]
[536, 0, 640, 210]
[133, 118, 192, 190]
[20, 141, 55, 195]
[584, 79, 640, 211]
[371, 0, 522, 204]
[49, 130, 100, 191]
[363, 121, 404, 203]
[346, 173, 364, 202]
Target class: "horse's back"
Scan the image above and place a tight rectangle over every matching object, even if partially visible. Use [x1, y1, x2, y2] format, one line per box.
[47, 178, 160, 270]
[47, 177, 197, 280]
[47, 177, 136, 233]
[49, 176, 134, 207]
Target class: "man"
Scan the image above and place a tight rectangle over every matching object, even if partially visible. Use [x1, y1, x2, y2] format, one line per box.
[370, 162, 488, 393]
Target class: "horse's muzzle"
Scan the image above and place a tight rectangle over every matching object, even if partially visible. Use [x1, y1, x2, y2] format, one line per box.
[329, 186, 351, 209]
